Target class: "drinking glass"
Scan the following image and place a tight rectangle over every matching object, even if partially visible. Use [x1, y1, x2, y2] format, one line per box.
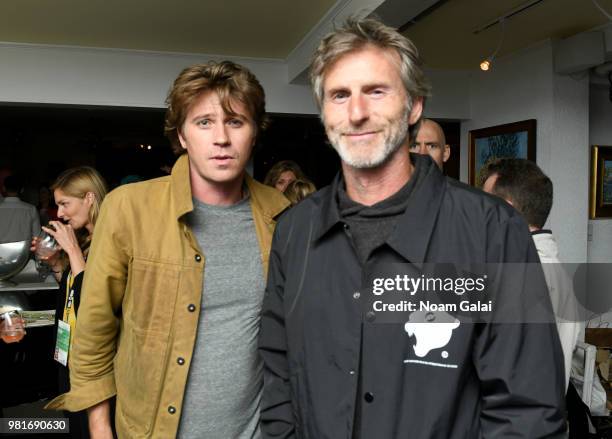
[0, 310, 26, 343]
[35, 231, 60, 260]
[33, 231, 60, 280]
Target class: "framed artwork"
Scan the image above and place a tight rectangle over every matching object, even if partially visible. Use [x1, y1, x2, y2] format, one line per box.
[468, 119, 537, 186]
[589, 145, 612, 219]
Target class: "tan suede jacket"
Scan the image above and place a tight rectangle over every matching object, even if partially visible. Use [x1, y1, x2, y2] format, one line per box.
[46, 154, 289, 438]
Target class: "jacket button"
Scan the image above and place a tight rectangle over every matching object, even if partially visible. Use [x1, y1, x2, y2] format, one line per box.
[188, 304, 196, 312]
[168, 406, 176, 414]
[343, 223, 350, 230]
[364, 392, 374, 403]
[349, 370, 356, 375]
[177, 357, 185, 365]
[353, 291, 360, 299]
[195, 254, 202, 262]
[365, 311, 376, 322]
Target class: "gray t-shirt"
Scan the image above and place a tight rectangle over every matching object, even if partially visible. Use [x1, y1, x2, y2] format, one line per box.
[178, 194, 264, 439]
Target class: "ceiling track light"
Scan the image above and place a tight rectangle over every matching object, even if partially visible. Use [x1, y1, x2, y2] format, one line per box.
[474, 0, 546, 71]
[472, 0, 545, 34]
[480, 18, 506, 71]
[592, 0, 612, 21]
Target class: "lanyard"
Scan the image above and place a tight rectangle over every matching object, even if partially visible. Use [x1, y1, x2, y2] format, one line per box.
[55, 271, 77, 366]
[62, 271, 77, 330]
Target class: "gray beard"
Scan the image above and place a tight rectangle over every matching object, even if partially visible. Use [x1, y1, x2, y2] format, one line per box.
[326, 105, 411, 170]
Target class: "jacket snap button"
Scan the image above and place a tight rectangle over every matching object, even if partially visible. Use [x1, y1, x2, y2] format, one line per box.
[195, 254, 202, 262]
[168, 406, 176, 414]
[365, 311, 376, 322]
[353, 291, 360, 299]
[188, 304, 196, 312]
[364, 392, 374, 403]
[177, 357, 185, 365]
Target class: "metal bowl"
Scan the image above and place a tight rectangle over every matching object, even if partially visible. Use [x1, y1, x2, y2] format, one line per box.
[0, 241, 31, 282]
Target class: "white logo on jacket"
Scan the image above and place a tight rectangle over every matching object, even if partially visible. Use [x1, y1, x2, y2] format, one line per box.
[404, 311, 460, 368]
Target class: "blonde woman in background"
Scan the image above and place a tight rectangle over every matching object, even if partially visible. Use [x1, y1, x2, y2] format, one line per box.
[284, 178, 316, 206]
[263, 160, 307, 193]
[36, 166, 107, 439]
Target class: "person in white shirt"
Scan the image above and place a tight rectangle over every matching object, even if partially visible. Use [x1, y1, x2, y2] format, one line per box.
[0, 175, 40, 244]
[482, 158, 580, 390]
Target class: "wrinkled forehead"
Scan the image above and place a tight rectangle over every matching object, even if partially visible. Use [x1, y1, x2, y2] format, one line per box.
[322, 45, 404, 91]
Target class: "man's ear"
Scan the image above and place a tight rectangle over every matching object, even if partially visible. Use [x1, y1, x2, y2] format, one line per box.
[443, 144, 451, 163]
[408, 97, 423, 125]
[178, 130, 188, 151]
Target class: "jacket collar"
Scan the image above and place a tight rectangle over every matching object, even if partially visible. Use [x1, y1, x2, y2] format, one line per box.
[314, 173, 345, 241]
[246, 175, 290, 221]
[314, 154, 446, 265]
[171, 154, 195, 220]
[386, 155, 446, 266]
[170, 154, 289, 222]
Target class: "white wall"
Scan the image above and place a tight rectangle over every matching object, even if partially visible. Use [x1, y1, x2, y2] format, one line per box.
[0, 42, 317, 114]
[424, 69, 471, 120]
[460, 40, 590, 262]
[0, 41, 479, 121]
[0, 40, 475, 121]
[548, 64, 590, 263]
[588, 83, 612, 263]
[460, 41, 554, 181]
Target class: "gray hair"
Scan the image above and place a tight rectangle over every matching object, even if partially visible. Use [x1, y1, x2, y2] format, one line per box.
[310, 17, 431, 131]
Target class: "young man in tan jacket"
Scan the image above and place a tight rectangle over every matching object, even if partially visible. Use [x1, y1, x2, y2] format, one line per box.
[48, 61, 289, 438]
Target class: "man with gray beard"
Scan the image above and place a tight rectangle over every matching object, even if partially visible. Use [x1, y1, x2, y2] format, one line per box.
[259, 17, 567, 438]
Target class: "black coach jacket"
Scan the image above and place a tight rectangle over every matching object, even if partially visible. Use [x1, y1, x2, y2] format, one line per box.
[259, 155, 566, 439]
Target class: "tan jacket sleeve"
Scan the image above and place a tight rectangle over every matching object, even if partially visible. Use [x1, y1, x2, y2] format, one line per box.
[46, 190, 130, 412]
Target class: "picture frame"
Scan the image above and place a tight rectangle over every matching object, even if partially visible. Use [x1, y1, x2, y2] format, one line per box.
[589, 145, 612, 219]
[468, 119, 537, 186]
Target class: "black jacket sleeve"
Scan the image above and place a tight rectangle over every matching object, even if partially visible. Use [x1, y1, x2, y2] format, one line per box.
[476, 210, 567, 438]
[259, 227, 296, 439]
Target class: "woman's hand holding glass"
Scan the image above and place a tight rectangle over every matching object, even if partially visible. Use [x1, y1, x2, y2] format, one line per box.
[30, 220, 80, 279]
[44, 220, 87, 278]
[31, 229, 61, 277]
[43, 221, 81, 256]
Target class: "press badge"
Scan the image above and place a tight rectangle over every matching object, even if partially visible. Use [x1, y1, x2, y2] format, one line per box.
[54, 320, 70, 366]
